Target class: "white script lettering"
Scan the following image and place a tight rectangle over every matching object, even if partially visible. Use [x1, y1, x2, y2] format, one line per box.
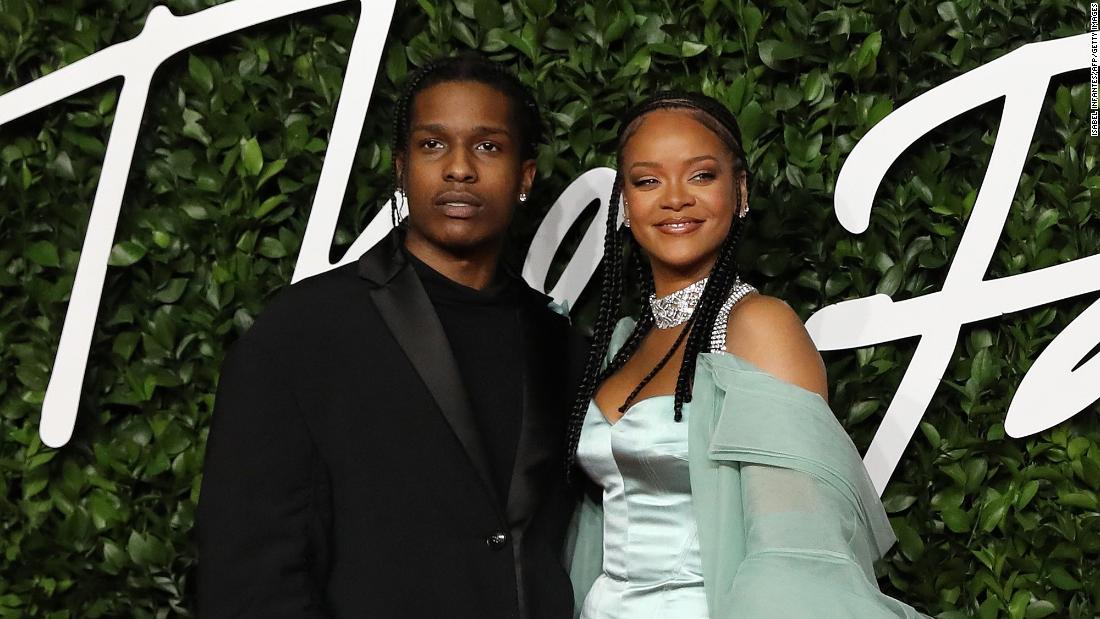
[805, 33, 1096, 494]
[1, 2, 1094, 499]
[0, 0, 397, 448]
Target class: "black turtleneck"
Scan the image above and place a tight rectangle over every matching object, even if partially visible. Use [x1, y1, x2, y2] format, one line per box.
[406, 250, 525, 502]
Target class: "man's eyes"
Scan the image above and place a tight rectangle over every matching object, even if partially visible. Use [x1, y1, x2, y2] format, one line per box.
[417, 139, 501, 152]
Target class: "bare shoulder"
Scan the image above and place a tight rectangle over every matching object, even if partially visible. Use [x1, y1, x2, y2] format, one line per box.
[722, 293, 829, 401]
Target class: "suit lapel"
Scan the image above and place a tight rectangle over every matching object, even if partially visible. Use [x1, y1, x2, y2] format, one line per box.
[505, 298, 564, 526]
[360, 231, 502, 510]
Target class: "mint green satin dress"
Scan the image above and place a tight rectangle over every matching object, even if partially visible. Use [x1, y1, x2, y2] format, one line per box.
[567, 317, 927, 618]
[576, 396, 708, 618]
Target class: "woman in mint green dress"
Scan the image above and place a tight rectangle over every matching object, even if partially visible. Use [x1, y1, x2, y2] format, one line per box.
[563, 92, 926, 618]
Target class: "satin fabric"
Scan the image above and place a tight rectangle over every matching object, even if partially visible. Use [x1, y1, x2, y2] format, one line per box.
[566, 317, 928, 618]
[576, 397, 708, 618]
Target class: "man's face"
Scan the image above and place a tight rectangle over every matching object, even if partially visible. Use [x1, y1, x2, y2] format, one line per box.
[398, 80, 535, 257]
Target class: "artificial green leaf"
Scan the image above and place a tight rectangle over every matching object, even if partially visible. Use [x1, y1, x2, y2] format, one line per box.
[24, 241, 60, 268]
[681, 41, 708, 57]
[107, 242, 147, 267]
[758, 39, 802, 71]
[855, 31, 882, 70]
[241, 137, 264, 177]
[188, 54, 214, 93]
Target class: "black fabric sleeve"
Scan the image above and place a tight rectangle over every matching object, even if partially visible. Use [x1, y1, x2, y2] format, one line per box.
[196, 332, 329, 618]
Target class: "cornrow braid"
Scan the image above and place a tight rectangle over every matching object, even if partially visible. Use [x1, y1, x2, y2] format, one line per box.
[565, 91, 752, 478]
[595, 235, 656, 385]
[389, 57, 443, 226]
[672, 205, 748, 420]
[563, 175, 628, 482]
[618, 313, 694, 413]
[389, 53, 544, 225]
[627, 234, 656, 309]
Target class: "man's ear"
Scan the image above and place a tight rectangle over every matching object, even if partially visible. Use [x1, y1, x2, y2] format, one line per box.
[520, 158, 537, 197]
[394, 153, 406, 189]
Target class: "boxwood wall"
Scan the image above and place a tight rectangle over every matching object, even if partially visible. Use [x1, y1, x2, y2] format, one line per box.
[0, 0, 1096, 616]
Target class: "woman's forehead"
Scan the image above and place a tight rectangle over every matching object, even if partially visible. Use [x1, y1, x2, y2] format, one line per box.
[624, 111, 730, 157]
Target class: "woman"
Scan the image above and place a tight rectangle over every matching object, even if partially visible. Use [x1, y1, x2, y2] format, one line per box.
[564, 92, 925, 618]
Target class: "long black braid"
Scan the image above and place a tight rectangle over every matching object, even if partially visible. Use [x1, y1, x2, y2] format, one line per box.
[565, 92, 752, 480]
[389, 53, 544, 225]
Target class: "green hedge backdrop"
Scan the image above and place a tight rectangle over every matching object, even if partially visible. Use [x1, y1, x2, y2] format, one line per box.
[1, 0, 1097, 616]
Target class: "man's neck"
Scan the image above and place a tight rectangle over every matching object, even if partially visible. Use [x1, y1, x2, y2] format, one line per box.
[404, 236, 502, 291]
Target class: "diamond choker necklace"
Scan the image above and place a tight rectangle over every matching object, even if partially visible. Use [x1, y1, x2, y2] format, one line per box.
[649, 277, 708, 329]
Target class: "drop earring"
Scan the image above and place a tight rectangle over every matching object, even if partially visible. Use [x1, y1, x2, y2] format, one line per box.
[623, 199, 631, 228]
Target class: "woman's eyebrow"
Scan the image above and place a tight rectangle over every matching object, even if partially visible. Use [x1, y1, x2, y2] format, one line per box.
[629, 154, 719, 171]
[685, 155, 719, 165]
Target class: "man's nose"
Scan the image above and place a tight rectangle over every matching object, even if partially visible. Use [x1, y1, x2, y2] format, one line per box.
[443, 148, 476, 183]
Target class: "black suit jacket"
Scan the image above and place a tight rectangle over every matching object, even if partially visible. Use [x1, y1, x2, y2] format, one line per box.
[197, 230, 586, 618]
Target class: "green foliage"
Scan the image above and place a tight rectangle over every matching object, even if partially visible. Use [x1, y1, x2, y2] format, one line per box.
[0, 0, 1096, 616]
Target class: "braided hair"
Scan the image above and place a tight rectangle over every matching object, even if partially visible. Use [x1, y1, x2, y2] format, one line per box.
[564, 92, 752, 480]
[389, 53, 544, 225]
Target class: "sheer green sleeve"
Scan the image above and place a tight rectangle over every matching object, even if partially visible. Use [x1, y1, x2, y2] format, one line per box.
[697, 352, 927, 618]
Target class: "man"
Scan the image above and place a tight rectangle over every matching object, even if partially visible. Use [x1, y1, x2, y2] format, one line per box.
[197, 55, 584, 618]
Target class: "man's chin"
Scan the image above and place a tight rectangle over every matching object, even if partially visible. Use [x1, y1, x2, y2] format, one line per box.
[423, 225, 504, 256]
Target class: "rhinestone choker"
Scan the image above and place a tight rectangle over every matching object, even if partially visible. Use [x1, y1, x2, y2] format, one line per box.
[649, 277, 708, 329]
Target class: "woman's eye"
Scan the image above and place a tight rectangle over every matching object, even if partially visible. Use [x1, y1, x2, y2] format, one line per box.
[632, 178, 658, 187]
[692, 171, 716, 182]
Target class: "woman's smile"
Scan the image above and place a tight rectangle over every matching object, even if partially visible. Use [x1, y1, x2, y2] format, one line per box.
[653, 216, 705, 234]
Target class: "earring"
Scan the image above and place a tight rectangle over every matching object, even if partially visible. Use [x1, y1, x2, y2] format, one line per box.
[519, 193, 528, 203]
[623, 199, 631, 228]
[739, 204, 750, 219]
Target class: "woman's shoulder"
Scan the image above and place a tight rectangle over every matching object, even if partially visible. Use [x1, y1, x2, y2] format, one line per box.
[721, 293, 829, 401]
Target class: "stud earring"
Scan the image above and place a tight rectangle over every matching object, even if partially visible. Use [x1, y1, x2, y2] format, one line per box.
[519, 193, 528, 203]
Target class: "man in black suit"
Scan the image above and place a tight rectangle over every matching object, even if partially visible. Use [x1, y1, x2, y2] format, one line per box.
[197, 55, 583, 618]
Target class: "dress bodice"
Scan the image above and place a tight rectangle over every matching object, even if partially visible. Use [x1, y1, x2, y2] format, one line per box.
[575, 397, 708, 618]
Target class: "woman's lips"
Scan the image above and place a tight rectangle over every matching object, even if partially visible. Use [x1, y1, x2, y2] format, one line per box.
[653, 218, 704, 234]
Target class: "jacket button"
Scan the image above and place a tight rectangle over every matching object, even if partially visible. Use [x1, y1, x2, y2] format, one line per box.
[485, 531, 508, 550]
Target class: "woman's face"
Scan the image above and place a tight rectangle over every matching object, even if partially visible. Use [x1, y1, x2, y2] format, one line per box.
[398, 80, 535, 256]
[620, 109, 745, 283]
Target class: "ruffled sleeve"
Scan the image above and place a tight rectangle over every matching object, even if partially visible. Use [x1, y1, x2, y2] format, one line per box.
[696, 352, 927, 618]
